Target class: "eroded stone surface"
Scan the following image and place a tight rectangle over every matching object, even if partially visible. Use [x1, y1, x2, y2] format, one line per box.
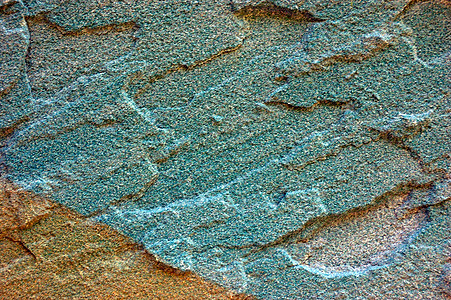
[0, 0, 32, 130]
[1, 0, 450, 299]
[0, 179, 251, 299]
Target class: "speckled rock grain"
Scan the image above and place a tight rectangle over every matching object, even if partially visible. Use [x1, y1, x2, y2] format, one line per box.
[1, 0, 450, 299]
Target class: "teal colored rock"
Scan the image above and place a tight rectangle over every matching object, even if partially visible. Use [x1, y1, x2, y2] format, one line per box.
[0, 0, 32, 130]
[1, 0, 450, 299]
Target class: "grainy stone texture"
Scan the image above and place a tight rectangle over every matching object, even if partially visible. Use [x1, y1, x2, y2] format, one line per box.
[0, 179, 252, 299]
[1, 0, 450, 299]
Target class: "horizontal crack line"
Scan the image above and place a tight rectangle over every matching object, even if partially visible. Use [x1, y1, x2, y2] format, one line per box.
[132, 44, 243, 99]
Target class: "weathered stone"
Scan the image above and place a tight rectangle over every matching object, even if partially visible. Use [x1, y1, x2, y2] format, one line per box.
[0, 0, 32, 130]
[0, 179, 252, 299]
[1, 0, 449, 299]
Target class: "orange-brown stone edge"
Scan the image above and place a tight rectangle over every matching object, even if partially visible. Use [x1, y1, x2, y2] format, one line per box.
[0, 179, 256, 300]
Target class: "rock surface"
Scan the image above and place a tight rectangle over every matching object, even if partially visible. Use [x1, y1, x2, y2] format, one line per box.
[0, 179, 252, 299]
[1, 0, 450, 299]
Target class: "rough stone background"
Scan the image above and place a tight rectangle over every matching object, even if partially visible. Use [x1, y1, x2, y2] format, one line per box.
[1, 0, 450, 299]
[0, 179, 252, 299]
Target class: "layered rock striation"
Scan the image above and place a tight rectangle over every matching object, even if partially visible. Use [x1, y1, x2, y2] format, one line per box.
[1, 0, 450, 299]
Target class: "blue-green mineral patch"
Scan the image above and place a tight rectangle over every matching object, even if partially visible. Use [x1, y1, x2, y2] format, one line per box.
[1, 0, 450, 299]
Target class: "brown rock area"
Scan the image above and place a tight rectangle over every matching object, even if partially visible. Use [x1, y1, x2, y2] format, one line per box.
[1, 0, 450, 298]
[0, 179, 252, 299]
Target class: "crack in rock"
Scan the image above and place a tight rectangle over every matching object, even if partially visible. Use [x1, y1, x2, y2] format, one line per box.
[1, 0, 449, 298]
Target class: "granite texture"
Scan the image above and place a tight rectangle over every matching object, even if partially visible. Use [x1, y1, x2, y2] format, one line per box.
[1, 0, 450, 299]
[0, 179, 253, 299]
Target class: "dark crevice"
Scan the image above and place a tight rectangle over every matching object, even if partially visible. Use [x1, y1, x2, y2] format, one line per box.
[393, 0, 429, 21]
[401, 194, 450, 218]
[282, 133, 378, 173]
[425, 153, 451, 169]
[143, 250, 191, 276]
[5, 236, 37, 261]
[242, 180, 436, 257]
[88, 119, 120, 128]
[153, 143, 189, 164]
[190, 219, 227, 233]
[0, 0, 18, 14]
[86, 176, 158, 219]
[0, 116, 29, 141]
[143, 248, 257, 299]
[0, 79, 18, 98]
[377, 130, 427, 171]
[0, 116, 30, 176]
[233, 1, 325, 23]
[264, 98, 351, 112]
[109, 176, 158, 207]
[132, 44, 243, 99]
[25, 14, 138, 37]
[218, 242, 265, 251]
